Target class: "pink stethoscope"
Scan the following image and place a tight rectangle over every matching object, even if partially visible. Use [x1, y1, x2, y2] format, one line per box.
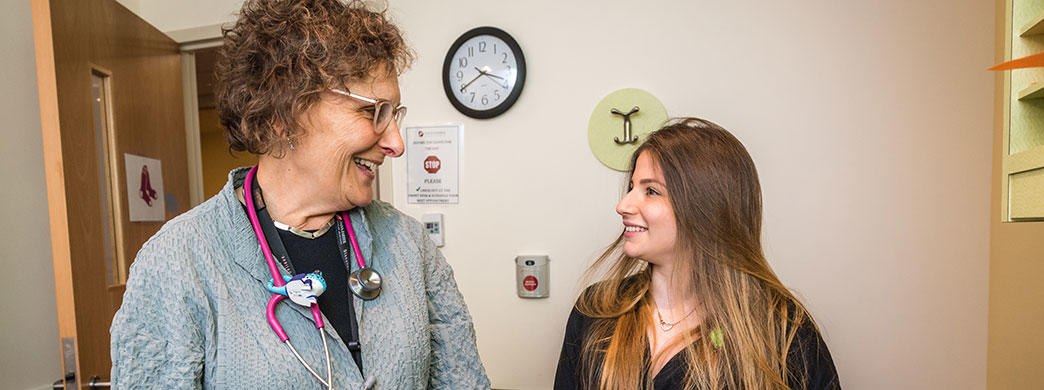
[243, 166, 381, 389]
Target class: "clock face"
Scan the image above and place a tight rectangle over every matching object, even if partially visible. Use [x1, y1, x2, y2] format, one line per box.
[442, 27, 526, 119]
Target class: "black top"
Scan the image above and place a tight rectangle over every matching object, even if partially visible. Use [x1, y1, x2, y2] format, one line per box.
[235, 172, 364, 373]
[278, 227, 363, 372]
[554, 305, 840, 389]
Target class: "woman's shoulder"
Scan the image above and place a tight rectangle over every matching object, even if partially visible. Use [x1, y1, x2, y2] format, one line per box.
[132, 187, 239, 271]
[786, 313, 841, 389]
[578, 273, 645, 296]
[575, 273, 646, 310]
[571, 273, 646, 327]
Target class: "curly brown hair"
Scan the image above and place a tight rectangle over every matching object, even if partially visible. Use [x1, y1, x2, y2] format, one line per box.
[216, 0, 414, 155]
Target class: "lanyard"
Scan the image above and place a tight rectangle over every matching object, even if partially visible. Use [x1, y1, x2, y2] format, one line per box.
[248, 181, 362, 275]
[248, 180, 365, 370]
[251, 193, 296, 274]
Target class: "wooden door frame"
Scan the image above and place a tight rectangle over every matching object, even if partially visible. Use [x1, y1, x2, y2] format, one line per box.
[31, 0, 79, 384]
[35, 1, 194, 385]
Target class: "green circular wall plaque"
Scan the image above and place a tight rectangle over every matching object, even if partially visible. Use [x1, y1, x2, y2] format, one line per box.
[587, 88, 668, 171]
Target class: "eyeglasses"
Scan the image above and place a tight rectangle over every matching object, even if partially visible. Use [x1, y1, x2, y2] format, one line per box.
[329, 88, 407, 134]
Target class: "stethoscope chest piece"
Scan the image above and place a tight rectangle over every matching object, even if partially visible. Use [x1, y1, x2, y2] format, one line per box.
[349, 267, 382, 300]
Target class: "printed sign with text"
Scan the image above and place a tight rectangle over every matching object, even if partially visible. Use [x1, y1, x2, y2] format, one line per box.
[406, 124, 460, 204]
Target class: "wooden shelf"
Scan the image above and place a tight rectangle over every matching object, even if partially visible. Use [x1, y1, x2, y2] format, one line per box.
[1006, 144, 1044, 174]
[1021, 12, 1044, 36]
[1018, 82, 1044, 100]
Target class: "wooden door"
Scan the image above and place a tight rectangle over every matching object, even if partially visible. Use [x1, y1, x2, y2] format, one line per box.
[32, 0, 189, 387]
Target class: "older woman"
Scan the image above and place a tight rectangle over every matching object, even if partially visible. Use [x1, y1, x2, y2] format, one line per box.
[110, 1, 489, 388]
[555, 118, 839, 389]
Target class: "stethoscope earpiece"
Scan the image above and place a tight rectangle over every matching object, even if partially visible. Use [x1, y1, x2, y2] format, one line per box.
[349, 267, 382, 300]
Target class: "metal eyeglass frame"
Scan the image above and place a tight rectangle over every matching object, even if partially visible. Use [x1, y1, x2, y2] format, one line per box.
[329, 88, 407, 134]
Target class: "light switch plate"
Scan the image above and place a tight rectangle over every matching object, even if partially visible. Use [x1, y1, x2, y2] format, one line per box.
[422, 213, 444, 247]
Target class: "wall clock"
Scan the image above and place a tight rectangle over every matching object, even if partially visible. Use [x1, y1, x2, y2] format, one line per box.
[442, 26, 526, 119]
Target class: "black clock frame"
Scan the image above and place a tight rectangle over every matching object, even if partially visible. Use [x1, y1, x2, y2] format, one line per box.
[442, 26, 526, 119]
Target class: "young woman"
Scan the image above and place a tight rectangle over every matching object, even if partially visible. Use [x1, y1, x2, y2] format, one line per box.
[555, 118, 839, 389]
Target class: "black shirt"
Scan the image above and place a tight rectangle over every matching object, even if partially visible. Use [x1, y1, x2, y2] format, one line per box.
[236, 171, 365, 373]
[553, 305, 841, 389]
[278, 225, 364, 372]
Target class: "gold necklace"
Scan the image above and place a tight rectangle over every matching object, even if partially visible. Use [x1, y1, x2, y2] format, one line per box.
[655, 306, 698, 332]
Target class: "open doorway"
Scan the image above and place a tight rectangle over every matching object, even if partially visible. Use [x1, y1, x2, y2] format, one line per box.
[191, 46, 257, 201]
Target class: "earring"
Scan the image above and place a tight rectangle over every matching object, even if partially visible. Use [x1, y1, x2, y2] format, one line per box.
[286, 135, 295, 151]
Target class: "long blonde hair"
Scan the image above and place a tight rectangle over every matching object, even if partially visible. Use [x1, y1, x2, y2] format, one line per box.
[577, 118, 814, 389]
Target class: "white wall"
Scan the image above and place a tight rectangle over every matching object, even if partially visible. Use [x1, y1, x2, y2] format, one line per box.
[132, 1, 995, 388]
[1, 1, 62, 389]
[117, 0, 239, 32]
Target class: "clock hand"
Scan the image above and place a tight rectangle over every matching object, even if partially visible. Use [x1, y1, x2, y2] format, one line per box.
[459, 71, 484, 93]
[473, 67, 509, 89]
[473, 66, 503, 79]
[486, 75, 509, 89]
[480, 71, 505, 80]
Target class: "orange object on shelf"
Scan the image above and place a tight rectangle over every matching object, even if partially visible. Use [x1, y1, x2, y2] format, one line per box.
[990, 50, 1044, 71]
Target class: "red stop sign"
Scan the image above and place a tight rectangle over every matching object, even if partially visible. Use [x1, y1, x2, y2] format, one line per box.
[522, 275, 538, 291]
[424, 156, 441, 174]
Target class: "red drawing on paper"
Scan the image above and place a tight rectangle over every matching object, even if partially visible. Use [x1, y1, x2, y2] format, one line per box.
[139, 165, 158, 206]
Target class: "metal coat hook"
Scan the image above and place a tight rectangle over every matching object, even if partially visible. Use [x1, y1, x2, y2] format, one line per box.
[611, 106, 640, 144]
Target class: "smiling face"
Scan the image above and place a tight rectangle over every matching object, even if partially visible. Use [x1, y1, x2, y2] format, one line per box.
[284, 73, 405, 208]
[617, 151, 679, 264]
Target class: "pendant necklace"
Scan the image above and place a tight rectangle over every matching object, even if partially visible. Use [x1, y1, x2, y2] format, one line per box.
[656, 306, 698, 332]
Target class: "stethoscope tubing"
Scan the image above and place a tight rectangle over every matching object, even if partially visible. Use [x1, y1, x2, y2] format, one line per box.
[342, 211, 365, 270]
[246, 167, 327, 334]
[244, 166, 333, 389]
[243, 166, 287, 288]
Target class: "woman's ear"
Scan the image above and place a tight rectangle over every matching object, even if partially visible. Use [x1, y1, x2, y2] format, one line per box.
[271, 117, 288, 138]
[266, 117, 296, 158]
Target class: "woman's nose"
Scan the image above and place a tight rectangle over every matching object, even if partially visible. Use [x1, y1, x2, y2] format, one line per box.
[380, 122, 405, 157]
[616, 191, 636, 216]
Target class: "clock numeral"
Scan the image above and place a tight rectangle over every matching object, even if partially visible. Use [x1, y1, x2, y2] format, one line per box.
[481, 95, 489, 105]
[494, 90, 501, 101]
[470, 92, 476, 103]
[479, 41, 486, 53]
[502, 52, 508, 64]
[458, 57, 467, 67]
[468, 46, 474, 57]
[494, 44, 497, 54]
[456, 70, 463, 81]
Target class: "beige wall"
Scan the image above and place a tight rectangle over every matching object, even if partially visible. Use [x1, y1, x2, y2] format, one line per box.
[987, 0, 1044, 387]
[389, 2, 994, 388]
[131, 1, 996, 388]
[0, 1, 61, 389]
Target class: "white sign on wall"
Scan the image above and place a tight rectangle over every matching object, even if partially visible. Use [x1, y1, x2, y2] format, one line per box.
[124, 153, 165, 221]
[406, 124, 460, 204]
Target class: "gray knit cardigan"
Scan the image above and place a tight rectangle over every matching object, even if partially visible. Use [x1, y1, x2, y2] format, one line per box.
[111, 168, 490, 389]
